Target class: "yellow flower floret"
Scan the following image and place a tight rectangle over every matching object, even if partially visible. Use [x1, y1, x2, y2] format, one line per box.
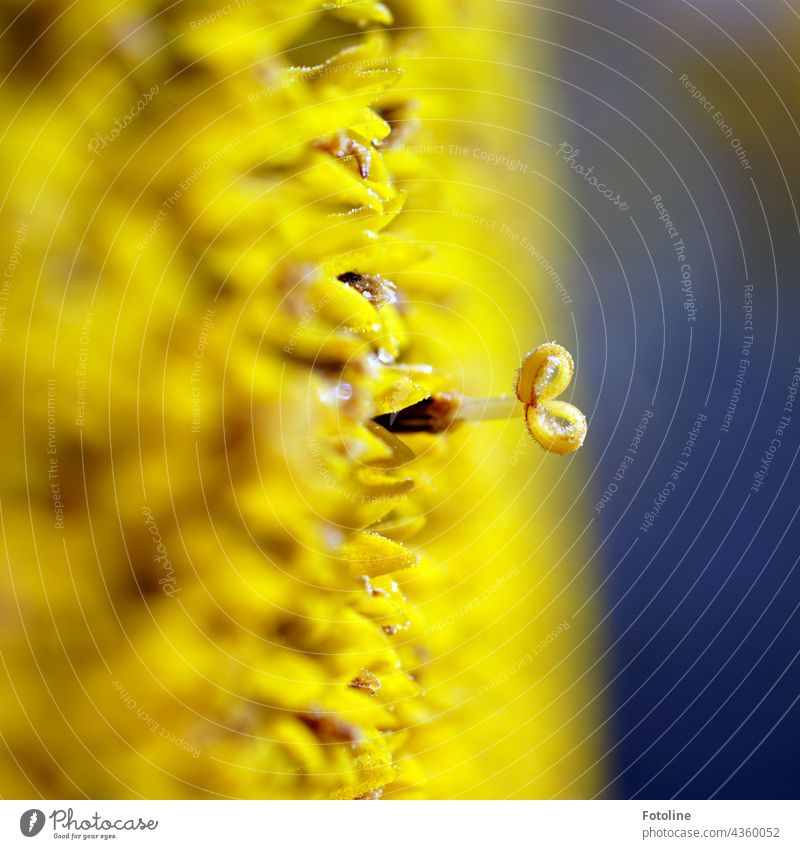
[0, 0, 604, 799]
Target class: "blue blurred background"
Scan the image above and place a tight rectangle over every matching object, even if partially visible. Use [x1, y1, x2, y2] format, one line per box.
[534, 0, 800, 798]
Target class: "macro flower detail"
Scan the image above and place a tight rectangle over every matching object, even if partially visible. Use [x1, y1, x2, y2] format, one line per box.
[516, 343, 588, 455]
[0, 0, 602, 802]
[374, 343, 588, 456]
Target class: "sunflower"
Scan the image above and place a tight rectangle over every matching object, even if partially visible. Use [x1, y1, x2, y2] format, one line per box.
[0, 0, 603, 799]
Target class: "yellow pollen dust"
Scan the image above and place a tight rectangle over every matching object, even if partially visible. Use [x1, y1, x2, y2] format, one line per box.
[515, 343, 588, 455]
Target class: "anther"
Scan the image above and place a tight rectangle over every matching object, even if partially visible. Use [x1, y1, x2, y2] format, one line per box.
[373, 343, 587, 455]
